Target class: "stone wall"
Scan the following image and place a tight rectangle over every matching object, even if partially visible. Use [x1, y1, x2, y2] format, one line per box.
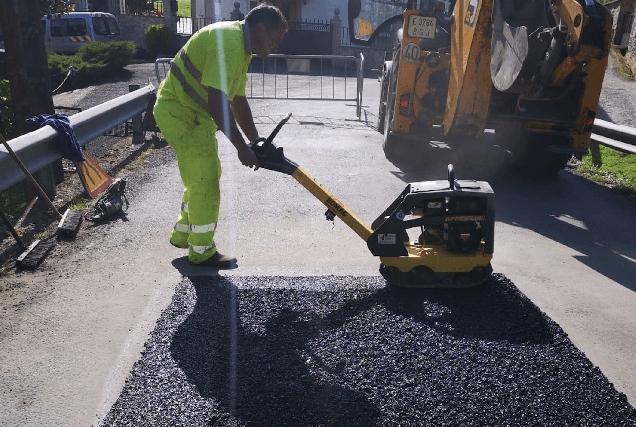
[330, 8, 392, 73]
[116, 14, 186, 55]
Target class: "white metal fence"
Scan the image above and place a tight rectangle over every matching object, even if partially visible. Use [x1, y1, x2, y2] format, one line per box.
[155, 53, 365, 119]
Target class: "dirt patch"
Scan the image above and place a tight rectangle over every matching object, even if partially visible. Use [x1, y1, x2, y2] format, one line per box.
[0, 132, 174, 273]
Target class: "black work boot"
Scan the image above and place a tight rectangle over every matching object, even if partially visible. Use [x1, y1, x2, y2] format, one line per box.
[189, 252, 237, 269]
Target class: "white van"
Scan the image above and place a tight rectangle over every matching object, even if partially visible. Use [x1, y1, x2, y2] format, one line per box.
[42, 12, 122, 54]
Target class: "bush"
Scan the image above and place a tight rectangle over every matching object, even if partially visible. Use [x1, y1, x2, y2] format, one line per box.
[78, 40, 136, 71]
[145, 24, 177, 58]
[48, 41, 136, 90]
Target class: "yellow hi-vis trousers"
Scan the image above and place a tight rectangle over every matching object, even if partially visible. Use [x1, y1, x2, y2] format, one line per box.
[153, 100, 221, 264]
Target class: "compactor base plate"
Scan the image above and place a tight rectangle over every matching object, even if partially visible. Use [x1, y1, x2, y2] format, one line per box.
[380, 263, 493, 288]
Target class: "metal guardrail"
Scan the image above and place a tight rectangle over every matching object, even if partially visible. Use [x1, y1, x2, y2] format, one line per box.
[155, 53, 365, 119]
[591, 119, 636, 154]
[0, 84, 155, 194]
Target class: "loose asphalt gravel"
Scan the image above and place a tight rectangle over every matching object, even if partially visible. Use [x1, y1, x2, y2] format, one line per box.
[99, 275, 636, 426]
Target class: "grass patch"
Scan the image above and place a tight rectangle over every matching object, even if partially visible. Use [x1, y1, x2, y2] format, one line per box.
[610, 49, 636, 81]
[69, 199, 89, 211]
[0, 79, 12, 138]
[578, 144, 636, 200]
[178, 0, 191, 17]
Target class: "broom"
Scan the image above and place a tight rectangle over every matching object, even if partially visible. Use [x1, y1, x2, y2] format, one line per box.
[1, 133, 82, 268]
[0, 204, 55, 270]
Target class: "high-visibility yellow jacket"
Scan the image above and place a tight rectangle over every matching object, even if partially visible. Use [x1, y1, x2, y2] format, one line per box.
[156, 20, 253, 125]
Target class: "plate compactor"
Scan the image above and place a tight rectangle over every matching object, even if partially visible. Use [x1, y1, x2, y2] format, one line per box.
[251, 113, 495, 288]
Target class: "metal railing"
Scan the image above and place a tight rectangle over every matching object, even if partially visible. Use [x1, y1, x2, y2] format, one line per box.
[176, 17, 333, 36]
[155, 53, 365, 119]
[0, 84, 155, 194]
[592, 119, 636, 154]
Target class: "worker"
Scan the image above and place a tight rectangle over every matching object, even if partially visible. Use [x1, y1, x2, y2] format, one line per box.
[153, 4, 288, 268]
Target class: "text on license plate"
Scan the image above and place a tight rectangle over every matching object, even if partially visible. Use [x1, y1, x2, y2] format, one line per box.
[407, 16, 436, 39]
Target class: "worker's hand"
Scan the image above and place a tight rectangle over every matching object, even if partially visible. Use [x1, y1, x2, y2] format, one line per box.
[237, 144, 260, 170]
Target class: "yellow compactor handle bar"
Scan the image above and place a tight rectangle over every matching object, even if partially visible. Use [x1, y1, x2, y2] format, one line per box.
[250, 112, 373, 242]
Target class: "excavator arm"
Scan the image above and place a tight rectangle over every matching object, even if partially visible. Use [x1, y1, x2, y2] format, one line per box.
[441, 0, 495, 137]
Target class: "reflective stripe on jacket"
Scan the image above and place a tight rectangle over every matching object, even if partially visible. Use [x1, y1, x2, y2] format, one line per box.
[157, 20, 252, 118]
[170, 49, 209, 111]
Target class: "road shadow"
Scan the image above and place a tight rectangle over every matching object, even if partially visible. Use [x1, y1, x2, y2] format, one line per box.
[383, 131, 514, 184]
[170, 276, 381, 425]
[170, 274, 555, 424]
[493, 169, 636, 292]
[382, 132, 636, 293]
[596, 104, 612, 122]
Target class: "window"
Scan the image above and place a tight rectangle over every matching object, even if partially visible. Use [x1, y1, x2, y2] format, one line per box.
[92, 16, 121, 36]
[50, 18, 87, 37]
[93, 17, 110, 35]
[50, 20, 66, 37]
[106, 16, 122, 35]
[67, 18, 87, 36]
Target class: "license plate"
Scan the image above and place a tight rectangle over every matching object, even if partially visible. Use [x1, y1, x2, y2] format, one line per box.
[407, 16, 436, 39]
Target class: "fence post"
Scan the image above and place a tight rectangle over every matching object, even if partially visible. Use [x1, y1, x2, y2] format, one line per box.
[331, 8, 342, 54]
[161, 0, 177, 33]
[129, 85, 144, 144]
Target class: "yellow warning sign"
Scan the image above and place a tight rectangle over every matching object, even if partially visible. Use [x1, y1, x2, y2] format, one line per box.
[76, 151, 112, 198]
[357, 19, 373, 37]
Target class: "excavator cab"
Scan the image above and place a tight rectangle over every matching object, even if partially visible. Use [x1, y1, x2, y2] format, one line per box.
[348, 0, 453, 44]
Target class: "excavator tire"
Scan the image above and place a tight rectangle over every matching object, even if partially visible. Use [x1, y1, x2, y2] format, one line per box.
[382, 56, 407, 159]
[513, 132, 571, 176]
[377, 70, 388, 134]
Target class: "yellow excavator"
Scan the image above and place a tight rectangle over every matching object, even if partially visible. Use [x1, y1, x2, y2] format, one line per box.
[348, 0, 613, 174]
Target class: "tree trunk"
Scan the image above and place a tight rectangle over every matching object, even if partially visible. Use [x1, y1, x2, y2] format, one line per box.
[0, 0, 54, 137]
[0, 0, 60, 196]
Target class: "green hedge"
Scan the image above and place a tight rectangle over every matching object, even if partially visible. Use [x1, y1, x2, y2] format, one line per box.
[144, 24, 177, 58]
[48, 40, 136, 91]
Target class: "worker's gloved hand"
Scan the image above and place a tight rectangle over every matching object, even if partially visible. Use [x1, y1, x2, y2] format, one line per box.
[252, 136, 267, 145]
[238, 144, 260, 170]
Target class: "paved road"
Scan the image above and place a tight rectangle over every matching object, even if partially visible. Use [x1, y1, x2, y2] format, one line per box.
[1, 74, 636, 426]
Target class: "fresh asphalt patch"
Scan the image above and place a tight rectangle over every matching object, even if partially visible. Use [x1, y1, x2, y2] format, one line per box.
[99, 275, 636, 426]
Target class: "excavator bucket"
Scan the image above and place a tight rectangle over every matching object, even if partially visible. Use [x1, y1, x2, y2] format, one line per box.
[490, 0, 552, 93]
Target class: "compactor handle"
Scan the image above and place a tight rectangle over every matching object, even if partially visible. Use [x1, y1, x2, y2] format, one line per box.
[263, 112, 292, 146]
[250, 112, 297, 175]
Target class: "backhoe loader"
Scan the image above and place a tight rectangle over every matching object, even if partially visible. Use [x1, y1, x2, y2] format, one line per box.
[348, 0, 613, 174]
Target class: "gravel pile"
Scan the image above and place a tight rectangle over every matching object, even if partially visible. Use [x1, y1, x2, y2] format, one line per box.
[100, 274, 636, 426]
